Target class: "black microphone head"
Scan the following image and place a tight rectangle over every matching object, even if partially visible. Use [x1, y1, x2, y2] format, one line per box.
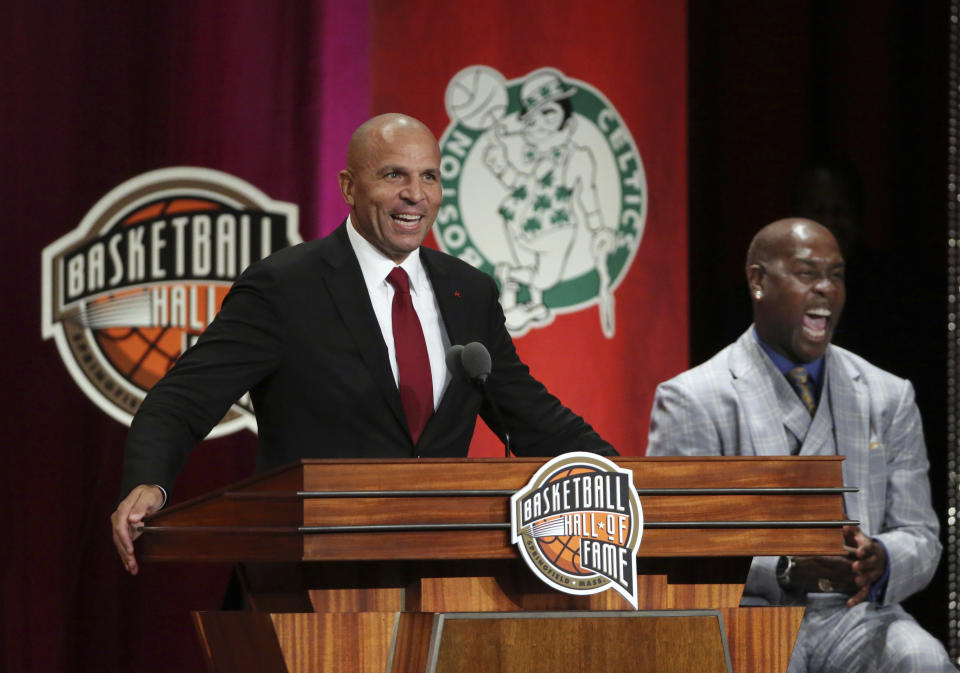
[461, 341, 492, 381]
[445, 344, 466, 379]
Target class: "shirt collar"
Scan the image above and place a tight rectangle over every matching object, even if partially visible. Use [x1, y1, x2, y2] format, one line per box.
[345, 218, 426, 294]
[752, 326, 825, 387]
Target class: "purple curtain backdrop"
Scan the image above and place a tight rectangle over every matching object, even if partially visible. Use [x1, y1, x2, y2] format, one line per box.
[4, 2, 368, 671]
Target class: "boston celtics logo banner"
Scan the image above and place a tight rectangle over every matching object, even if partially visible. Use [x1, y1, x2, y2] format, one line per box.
[438, 66, 645, 339]
[359, 1, 686, 456]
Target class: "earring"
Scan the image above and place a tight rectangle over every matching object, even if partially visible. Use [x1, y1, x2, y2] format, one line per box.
[754, 290, 762, 299]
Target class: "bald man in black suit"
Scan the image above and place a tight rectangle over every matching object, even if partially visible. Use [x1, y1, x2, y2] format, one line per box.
[111, 113, 614, 574]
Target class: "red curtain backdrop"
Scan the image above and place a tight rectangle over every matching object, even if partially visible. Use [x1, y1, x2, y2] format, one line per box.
[3, 2, 685, 671]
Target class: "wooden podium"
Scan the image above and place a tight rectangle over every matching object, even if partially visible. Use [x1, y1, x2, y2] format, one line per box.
[140, 456, 851, 673]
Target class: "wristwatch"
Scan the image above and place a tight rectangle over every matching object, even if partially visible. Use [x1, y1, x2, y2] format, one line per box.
[776, 555, 795, 587]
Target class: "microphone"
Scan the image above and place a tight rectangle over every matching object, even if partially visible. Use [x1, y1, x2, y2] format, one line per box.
[445, 342, 512, 457]
[445, 344, 466, 380]
[461, 341, 492, 382]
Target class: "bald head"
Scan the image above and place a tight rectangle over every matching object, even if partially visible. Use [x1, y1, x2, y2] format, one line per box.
[746, 218, 846, 363]
[346, 113, 437, 173]
[747, 218, 835, 269]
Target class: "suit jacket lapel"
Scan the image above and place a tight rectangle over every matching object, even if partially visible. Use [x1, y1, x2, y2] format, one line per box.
[421, 248, 467, 345]
[320, 225, 408, 432]
[730, 329, 792, 456]
[418, 248, 471, 445]
[826, 347, 871, 530]
[798, 389, 831, 455]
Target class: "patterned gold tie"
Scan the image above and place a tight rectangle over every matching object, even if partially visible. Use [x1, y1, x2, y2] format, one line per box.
[787, 366, 817, 415]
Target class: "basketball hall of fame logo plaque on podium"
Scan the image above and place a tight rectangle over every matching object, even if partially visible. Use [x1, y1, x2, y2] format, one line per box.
[511, 452, 644, 607]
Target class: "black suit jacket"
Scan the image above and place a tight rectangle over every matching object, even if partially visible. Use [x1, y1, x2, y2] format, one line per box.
[122, 224, 613, 497]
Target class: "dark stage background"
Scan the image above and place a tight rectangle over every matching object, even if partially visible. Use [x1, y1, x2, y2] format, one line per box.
[3, 1, 952, 671]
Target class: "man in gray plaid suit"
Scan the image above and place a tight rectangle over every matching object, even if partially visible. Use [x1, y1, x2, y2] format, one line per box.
[647, 218, 955, 672]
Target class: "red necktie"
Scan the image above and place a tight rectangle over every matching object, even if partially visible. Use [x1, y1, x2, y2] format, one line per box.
[386, 267, 433, 443]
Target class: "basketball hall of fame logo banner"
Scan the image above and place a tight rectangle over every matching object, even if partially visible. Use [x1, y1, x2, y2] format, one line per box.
[41, 167, 301, 437]
[512, 453, 643, 607]
[437, 66, 646, 339]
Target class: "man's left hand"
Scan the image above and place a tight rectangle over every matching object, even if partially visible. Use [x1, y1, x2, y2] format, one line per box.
[843, 524, 887, 607]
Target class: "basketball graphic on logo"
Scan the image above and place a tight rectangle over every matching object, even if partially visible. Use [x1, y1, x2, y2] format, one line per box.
[92, 292, 177, 390]
[536, 521, 587, 575]
[445, 65, 508, 131]
[92, 286, 229, 390]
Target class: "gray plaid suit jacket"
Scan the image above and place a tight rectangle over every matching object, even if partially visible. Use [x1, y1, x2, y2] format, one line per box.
[646, 328, 941, 607]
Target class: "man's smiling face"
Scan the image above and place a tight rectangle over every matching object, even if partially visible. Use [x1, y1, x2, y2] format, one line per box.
[339, 116, 442, 263]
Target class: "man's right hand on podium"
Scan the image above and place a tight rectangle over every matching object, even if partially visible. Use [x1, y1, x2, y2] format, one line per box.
[110, 484, 164, 575]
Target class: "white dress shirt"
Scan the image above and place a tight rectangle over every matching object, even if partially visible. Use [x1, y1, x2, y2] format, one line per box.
[346, 220, 452, 410]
